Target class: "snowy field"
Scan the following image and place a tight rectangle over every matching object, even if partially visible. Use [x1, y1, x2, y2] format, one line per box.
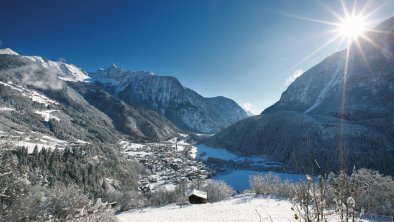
[117, 194, 295, 222]
[117, 194, 374, 222]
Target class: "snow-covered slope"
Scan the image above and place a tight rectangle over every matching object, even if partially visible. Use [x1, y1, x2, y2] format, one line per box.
[117, 194, 294, 222]
[23, 55, 89, 82]
[117, 194, 375, 222]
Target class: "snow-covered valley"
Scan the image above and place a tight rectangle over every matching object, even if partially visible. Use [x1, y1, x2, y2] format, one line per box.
[120, 137, 307, 193]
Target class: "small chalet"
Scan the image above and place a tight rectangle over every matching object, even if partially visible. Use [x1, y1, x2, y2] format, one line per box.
[187, 189, 207, 204]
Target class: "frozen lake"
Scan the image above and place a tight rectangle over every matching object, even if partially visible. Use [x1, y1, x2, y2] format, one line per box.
[213, 170, 307, 192]
[195, 144, 307, 191]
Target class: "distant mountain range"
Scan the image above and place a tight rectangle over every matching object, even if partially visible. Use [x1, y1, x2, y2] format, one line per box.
[205, 16, 394, 175]
[89, 65, 247, 134]
[0, 49, 247, 147]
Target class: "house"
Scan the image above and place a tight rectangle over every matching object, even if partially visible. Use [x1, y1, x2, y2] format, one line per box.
[187, 189, 207, 204]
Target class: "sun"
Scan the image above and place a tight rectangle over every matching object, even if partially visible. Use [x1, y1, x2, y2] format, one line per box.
[336, 14, 368, 41]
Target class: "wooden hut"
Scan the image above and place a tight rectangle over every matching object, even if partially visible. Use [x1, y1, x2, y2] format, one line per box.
[187, 189, 207, 204]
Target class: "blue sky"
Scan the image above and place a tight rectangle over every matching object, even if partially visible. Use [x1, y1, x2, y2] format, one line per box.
[1, 0, 393, 113]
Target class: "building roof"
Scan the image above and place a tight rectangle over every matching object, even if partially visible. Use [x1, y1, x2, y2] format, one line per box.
[187, 189, 207, 199]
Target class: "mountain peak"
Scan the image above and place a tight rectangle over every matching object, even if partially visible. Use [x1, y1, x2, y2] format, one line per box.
[0, 48, 19, 55]
[99, 64, 123, 74]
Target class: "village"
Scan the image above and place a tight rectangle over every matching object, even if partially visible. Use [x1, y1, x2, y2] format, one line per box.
[119, 138, 208, 193]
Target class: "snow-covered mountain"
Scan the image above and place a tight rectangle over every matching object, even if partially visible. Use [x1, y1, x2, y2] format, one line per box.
[0, 51, 179, 143]
[0, 48, 19, 55]
[0, 48, 246, 143]
[205, 16, 394, 176]
[0, 48, 90, 82]
[24, 56, 89, 82]
[90, 65, 248, 134]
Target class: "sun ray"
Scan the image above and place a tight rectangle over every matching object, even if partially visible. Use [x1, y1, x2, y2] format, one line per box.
[354, 38, 372, 72]
[338, 38, 353, 171]
[333, 36, 348, 52]
[272, 0, 388, 96]
[364, 27, 392, 34]
[340, 0, 350, 19]
[362, 0, 391, 19]
[274, 11, 339, 26]
[335, 13, 368, 40]
[302, 34, 342, 60]
[286, 0, 390, 170]
[351, 0, 357, 17]
[274, 34, 343, 82]
[319, 0, 344, 21]
[359, 33, 383, 50]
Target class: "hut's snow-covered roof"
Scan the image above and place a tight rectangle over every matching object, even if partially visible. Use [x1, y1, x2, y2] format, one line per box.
[187, 189, 207, 199]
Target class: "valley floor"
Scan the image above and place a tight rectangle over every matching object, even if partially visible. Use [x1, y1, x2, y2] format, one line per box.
[117, 194, 374, 222]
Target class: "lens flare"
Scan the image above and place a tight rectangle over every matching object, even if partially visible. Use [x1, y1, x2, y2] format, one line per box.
[336, 15, 368, 40]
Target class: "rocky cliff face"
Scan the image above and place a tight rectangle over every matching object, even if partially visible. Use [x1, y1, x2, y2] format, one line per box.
[206, 17, 394, 175]
[91, 66, 247, 134]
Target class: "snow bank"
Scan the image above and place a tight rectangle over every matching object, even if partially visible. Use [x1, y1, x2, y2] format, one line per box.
[0, 107, 15, 111]
[34, 110, 60, 121]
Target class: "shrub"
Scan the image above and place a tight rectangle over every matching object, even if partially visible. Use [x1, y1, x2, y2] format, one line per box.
[2, 183, 117, 221]
[118, 191, 147, 211]
[338, 168, 394, 216]
[146, 187, 179, 206]
[249, 173, 294, 198]
[249, 169, 394, 221]
[204, 180, 234, 202]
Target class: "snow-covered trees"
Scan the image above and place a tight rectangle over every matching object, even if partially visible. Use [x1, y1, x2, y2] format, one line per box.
[203, 180, 235, 202]
[3, 184, 117, 221]
[0, 148, 30, 219]
[249, 173, 294, 197]
[0, 141, 143, 220]
[249, 169, 394, 221]
[0, 148, 119, 221]
[328, 168, 394, 216]
[292, 175, 330, 222]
